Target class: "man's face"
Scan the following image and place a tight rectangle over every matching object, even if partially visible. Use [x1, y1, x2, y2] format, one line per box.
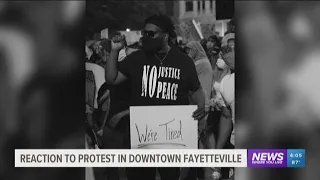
[143, 23, 167, 45]
[206, 41, 214, 49]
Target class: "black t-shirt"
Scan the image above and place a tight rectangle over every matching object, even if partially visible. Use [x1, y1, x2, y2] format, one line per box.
[119, 48, 200, 106]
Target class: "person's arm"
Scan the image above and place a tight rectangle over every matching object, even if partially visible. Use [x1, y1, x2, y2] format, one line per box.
[220, 74, 235, 124]
[104, 35, 127, 85]
[108, 109, 130, 129]
[186, 56, 205, 121]
[216, 106, 233, 149]
[97, 92, 110, 135]
[190, 87, 206, 121]
[86, 104, 99, 130]
[190, 87, 206, 139]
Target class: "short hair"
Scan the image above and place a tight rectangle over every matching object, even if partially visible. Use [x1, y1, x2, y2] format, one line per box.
[145, 14, 175, 38]
[100, 39, 111, 53]
[209, 35, 221, 48]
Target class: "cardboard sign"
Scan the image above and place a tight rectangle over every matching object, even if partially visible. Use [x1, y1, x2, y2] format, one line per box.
[201, 23, 215, 39]
[119, 31, 142, 45]
[85, 62, 105, 109]
[130, 106, 198, 149]
[179, 20, 202, 43]
[101, 28, 109, 39]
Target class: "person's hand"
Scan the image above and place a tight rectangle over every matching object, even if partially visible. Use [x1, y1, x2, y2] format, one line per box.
[111, 35, 126, 51]
[97, 129, 103, 136]
[192, 105, 205, 121]
[85, 104, 93, 114]
[209, 98, 215, 107]
[188, 48, 197, 59]
[108, 112, 124, 129]
[215, 95, 226, 109]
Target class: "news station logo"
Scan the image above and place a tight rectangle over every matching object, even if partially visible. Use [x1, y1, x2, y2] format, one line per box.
[248, 149, 287, 168]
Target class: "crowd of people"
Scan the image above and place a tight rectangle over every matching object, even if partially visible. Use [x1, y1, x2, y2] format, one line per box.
[85, 14, 235, 180]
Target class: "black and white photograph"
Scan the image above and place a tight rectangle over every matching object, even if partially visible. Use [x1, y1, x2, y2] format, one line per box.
[85, 1, 234, 180]
[2, 1, 320, 180]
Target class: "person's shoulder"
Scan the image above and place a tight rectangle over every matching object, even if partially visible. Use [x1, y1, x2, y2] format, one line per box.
[122, 49, 144, 61]
[171, 48, 193, 62]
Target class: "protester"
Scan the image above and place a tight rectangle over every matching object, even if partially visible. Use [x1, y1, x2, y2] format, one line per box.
[169, 30, 180, 52]
[185, 41, 214, 129]
[96, 39, 112, 67]
[184, 41, 214, 180]
[206, 33, 235, 180]
[206, 35, 221, 70]
[213, 53, 234, 150]
[225, 17, 235, 35]
[104, 13, 206, 180]
[85, 40, 94, 60]
[200, 39, 208, 56]
[93, 40, 102, 55]
[85, 40, 100, 63]
[220, 48, 235, 146]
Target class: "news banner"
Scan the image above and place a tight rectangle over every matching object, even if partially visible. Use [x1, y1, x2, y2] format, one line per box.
[15, 149, 305, 168]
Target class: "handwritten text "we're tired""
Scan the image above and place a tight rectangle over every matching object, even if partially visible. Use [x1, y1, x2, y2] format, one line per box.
[135, 119, 183, 144]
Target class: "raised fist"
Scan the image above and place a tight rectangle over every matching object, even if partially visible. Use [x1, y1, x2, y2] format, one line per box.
[111, 35, 126, 51]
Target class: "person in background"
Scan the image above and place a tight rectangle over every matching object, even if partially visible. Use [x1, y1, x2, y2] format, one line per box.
[185, 41, 213, 133]
[91, 81, 121, 180]
[208, 33, 235, 180]
[200, 39, 208, 56]
[118, 39, 127, 62]
[206, 35, 221, 70]
[85, 40, 100, 63]
[169, 30, 180, 51]
[93, 40, 102, 55]
[225, 17, 235, 35]
[221, 33, 234, 49]
[184, 41, 214, 180]
[220, 46, 235, 148]
[85, 40, 94, 60]
[213, 50, 234, 150]
[96, 39, 112, 67]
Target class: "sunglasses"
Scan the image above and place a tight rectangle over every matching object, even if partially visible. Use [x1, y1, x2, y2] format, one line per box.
[141, 29, 163, 38]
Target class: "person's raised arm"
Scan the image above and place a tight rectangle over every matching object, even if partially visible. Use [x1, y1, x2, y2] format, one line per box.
[104, 35, 127, 85]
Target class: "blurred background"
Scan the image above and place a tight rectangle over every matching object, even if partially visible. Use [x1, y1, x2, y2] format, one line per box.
[0, 1, 85, 180]
[236, 1, 320, 180]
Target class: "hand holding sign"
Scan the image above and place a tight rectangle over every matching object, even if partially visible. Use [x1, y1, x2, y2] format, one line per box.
[192, 105, 205, 121]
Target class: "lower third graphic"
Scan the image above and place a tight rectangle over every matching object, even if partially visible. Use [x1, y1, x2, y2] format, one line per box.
[248, 149, 287, 168]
